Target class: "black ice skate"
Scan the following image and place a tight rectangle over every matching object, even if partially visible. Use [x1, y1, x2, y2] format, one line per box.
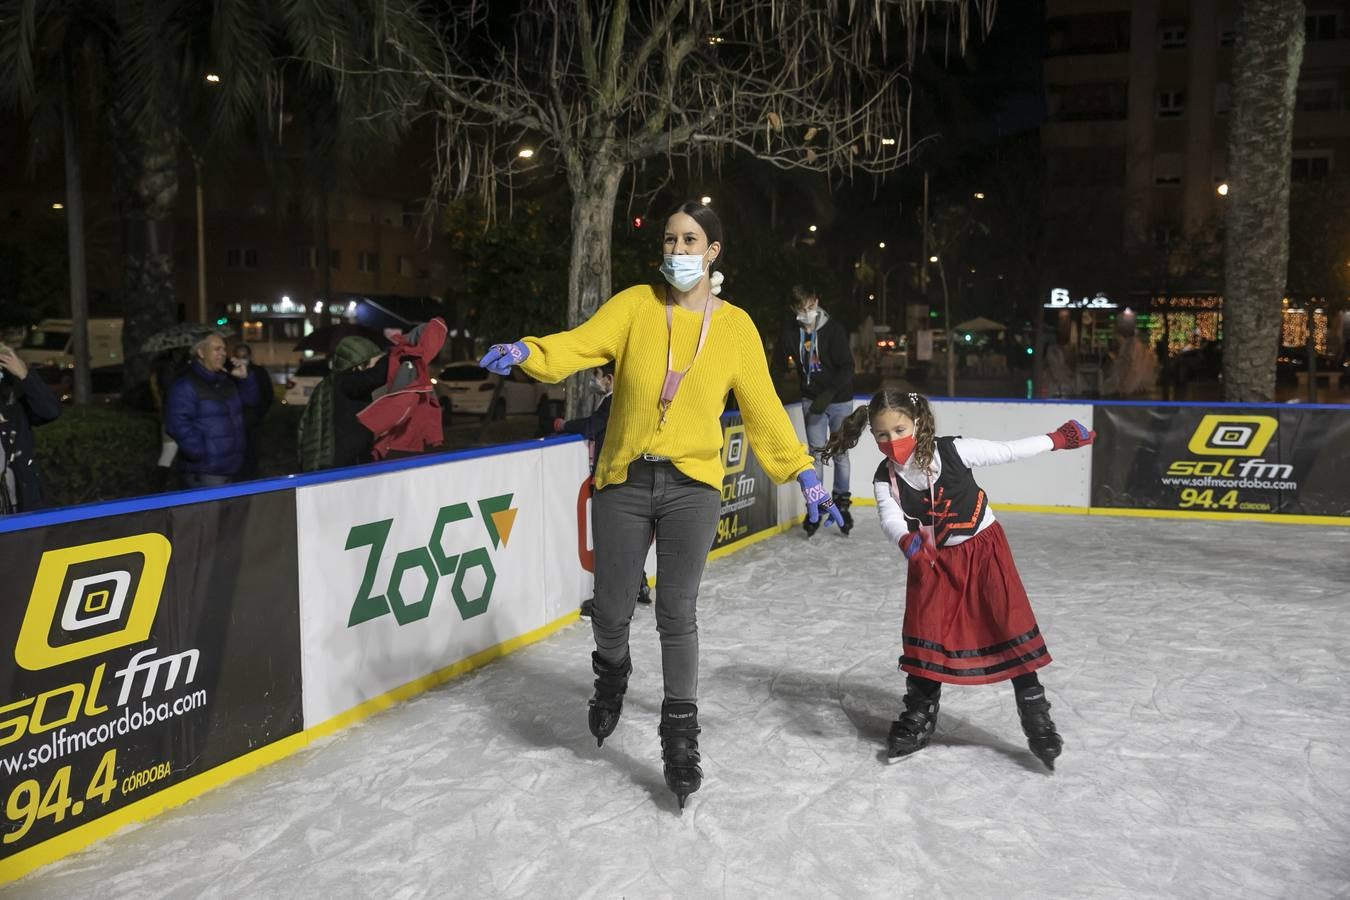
[588, 652, 632, 747]
[802, 515, 821, 537]
[887, 678, 941, 759]
[579, 598, 595, 619]
[636, 578, 652, 605]
[834, 492, 854, 536]
[1015, 684, 1063, 772]
[658, 701, 703, 810]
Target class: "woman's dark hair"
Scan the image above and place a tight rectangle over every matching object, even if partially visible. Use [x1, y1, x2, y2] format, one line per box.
[667, 200, 725, 273]
[821, 389, 938, 472]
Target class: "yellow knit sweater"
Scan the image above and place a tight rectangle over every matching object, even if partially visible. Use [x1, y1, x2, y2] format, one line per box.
[521, 284, 813, 490]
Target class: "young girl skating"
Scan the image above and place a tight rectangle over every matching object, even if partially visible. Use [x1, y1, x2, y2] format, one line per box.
[822, 390, 1094, 771]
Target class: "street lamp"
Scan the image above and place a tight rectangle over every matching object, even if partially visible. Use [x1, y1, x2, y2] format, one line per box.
[973, 192, 985, 200]
[929, 255, 938, 263]
[809, 224, 818, 233]
[1216, 182, 1229, 196]
[878, 241, 886, 249]
[51, 202, 64, 210]
[205, 73, 221, 83]
[881, 137, 897, 146]
[700, 195, 712, 205]
[517, 148, 535, 159]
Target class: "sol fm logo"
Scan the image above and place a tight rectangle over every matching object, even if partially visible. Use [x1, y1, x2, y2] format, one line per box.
[722, 423, 747, 475]
[345, 494, 519, 628]
[1186, 415, 1278, 457]
[16, 534, 172, 671]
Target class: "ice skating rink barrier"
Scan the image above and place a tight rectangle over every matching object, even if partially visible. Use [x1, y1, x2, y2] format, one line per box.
[1, 397, 1346, 883]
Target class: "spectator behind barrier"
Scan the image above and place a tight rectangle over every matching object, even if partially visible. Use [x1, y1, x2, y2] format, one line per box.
[0, 341, 61, 514]
[165, 333, 261, 489]
[231, 342, 275, 479]
[297, 336, 387, 472]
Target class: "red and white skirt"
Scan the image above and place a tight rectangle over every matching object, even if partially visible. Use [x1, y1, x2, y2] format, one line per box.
[900, 521, 1050, 685]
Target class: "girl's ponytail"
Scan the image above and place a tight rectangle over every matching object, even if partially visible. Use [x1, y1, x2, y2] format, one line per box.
[820, 406, 870, 461]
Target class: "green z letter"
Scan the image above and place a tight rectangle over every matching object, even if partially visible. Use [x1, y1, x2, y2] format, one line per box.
[346, 519, 394, 626]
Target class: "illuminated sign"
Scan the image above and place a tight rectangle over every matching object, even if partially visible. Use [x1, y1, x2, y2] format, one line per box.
[1046, 288, 1117, 309]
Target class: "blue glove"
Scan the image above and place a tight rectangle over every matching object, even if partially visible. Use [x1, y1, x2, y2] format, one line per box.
[798, 469, 845, 528]
[479, 342, 529, 375]
[899, 529, 936, 566]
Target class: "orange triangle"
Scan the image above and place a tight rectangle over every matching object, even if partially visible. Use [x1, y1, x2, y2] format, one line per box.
[490, 508, 518, 547]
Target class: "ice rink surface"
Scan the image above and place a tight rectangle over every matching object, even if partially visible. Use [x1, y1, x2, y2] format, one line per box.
[8, 511, 1349, 899]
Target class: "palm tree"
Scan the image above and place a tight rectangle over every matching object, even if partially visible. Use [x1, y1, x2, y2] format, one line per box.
[0, 0, 116, 405]
[1222, 0, 1305, 401]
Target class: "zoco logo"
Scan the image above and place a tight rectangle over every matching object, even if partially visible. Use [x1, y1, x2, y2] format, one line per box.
[1186, 415, 1278, 457]
[345, 494, 519, 628]
[16, 534, 172, 671]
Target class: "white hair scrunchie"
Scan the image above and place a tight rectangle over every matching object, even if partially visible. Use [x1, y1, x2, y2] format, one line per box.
[710, 270, 725, 296]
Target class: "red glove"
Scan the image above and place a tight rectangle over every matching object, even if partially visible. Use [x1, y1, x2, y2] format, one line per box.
[552, 417, 565, 433]
[1049, 419, 1095, 450]
[899, 528, 936, 566]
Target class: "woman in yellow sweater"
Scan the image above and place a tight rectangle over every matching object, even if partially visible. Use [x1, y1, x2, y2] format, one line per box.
[479, 201, 843, 808]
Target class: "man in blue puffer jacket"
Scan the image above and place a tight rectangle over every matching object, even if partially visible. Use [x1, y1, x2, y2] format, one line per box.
[166, 332, 262, 488]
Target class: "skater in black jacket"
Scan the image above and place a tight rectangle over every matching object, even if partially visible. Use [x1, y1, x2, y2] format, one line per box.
[777, 285, 856, 535]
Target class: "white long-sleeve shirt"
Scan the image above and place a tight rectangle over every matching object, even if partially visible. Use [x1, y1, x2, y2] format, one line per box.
[873, 435, 1053, 547]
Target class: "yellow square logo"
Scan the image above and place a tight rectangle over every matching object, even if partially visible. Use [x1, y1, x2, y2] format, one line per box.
[722, 424, 747, 475]
[16, 533, 172, 671]
[83, 589, 111, 614]
[1186, 415, 1278, 457]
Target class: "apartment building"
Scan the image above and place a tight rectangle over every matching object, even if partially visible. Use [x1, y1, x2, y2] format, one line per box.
[1042, 0, 1350, 356]
[175, 186, 451, 368]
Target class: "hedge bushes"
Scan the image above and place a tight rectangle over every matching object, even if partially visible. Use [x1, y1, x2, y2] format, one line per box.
[33, 404, 161, 507]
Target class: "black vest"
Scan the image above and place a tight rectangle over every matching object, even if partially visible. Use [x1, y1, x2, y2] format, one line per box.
[874, 437, 988, 547]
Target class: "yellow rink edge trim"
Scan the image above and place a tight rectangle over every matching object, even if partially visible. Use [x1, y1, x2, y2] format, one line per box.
[0, 610, 581, 886]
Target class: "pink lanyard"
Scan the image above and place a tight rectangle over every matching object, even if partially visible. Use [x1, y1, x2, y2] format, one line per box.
[659, 295, 715, 424]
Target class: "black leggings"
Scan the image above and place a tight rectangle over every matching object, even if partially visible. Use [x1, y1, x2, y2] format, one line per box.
[908, 671, 1041, 699]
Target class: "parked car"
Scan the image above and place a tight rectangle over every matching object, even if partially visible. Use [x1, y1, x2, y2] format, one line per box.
[18, 318, 124, 369]
[283, 357, 329, 405]
[432, 361, 563, 419]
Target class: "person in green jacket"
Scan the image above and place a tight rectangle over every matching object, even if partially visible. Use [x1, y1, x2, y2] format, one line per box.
[298, 336, 386, 472]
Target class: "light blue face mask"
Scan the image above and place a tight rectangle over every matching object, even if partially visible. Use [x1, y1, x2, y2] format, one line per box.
[660, 254, 707, 292]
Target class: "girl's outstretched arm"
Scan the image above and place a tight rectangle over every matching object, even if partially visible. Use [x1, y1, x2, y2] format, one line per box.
[954, 420, 1095, 468]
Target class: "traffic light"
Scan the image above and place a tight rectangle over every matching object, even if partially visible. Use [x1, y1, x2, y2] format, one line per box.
[215, 317, 228, 326]
[632, 215, 644, 229]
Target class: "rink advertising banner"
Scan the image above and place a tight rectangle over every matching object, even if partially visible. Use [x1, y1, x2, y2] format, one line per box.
[1091, 406, 1350, 516]
[713, 413, 779, 550]
[296, 450, 567, 726]
[0, 493, 303, 860]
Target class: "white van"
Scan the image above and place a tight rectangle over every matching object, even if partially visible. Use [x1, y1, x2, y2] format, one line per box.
[18, 318, 124, 370]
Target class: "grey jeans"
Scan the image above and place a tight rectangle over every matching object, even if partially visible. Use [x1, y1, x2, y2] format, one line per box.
[802, 399, 854, 496]
[592, 459, 721, 703]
